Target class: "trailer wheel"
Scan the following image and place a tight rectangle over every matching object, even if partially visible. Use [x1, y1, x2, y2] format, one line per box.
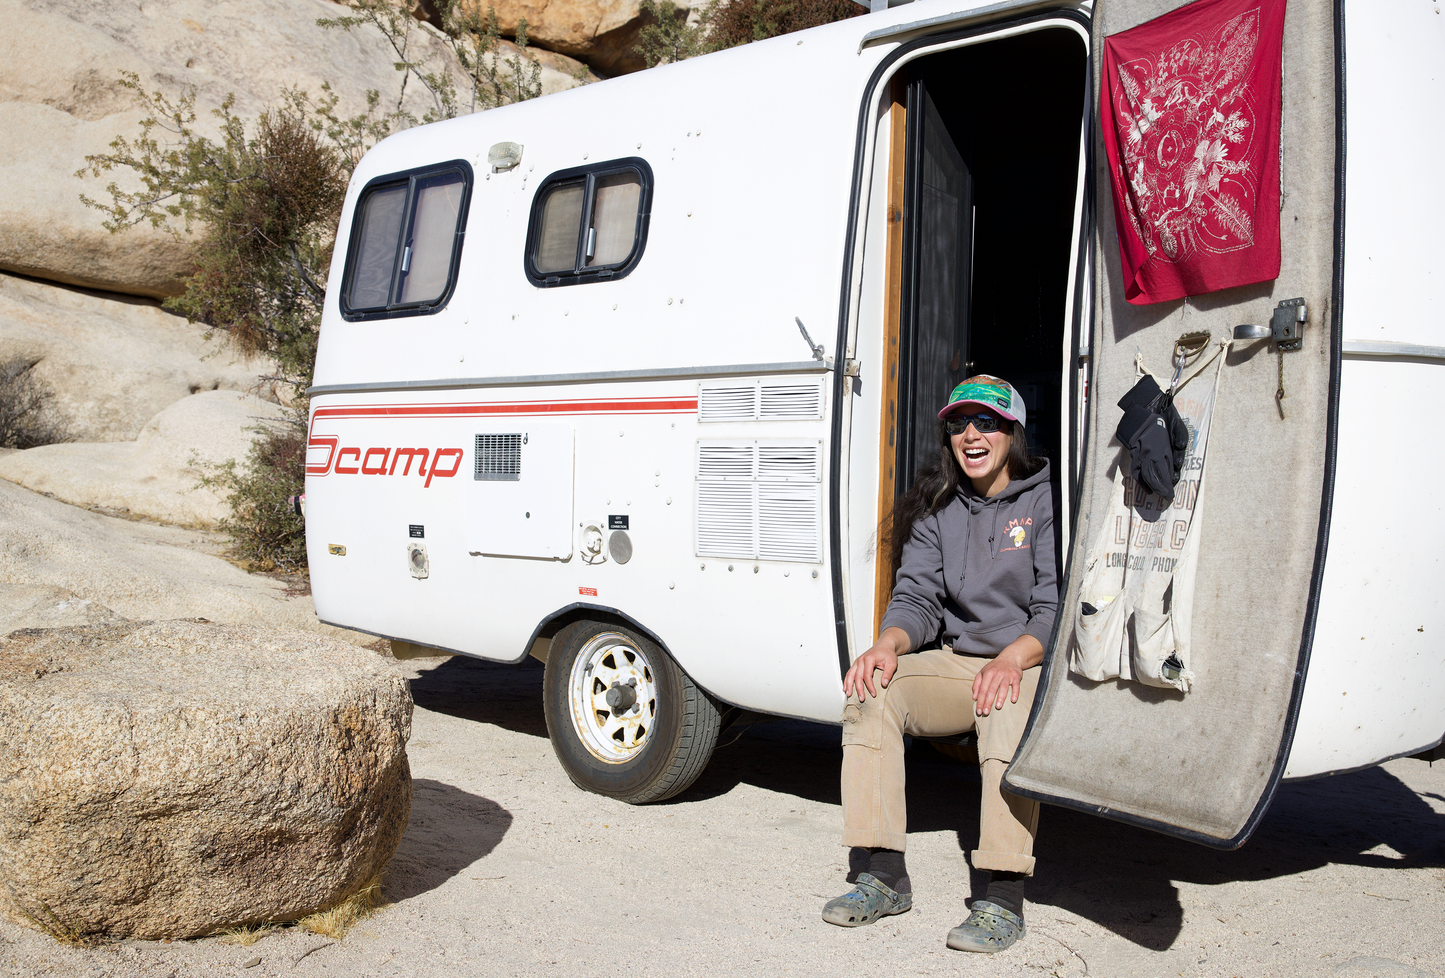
[542, 622, 721, 804]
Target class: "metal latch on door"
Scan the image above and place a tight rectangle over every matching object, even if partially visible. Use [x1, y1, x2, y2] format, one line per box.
[1232, 297, 1307, 351]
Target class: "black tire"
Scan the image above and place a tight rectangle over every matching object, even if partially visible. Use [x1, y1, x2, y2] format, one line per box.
[542, 620, 721, 804]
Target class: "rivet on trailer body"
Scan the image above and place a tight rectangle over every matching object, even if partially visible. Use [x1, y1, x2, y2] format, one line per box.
[784, 570, 790, 577]
[669, 582, 675, 590]
[728, 565, 734, 572]
[753, 566, 759, 574]
[666, 497, 672, 505]
[811, 570, 818, 578]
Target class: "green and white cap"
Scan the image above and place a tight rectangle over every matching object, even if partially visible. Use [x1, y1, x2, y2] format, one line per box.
[938, 375, 1025, 427]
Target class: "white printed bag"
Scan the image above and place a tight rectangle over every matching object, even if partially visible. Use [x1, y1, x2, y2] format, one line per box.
[1069, 345, 1226, 692]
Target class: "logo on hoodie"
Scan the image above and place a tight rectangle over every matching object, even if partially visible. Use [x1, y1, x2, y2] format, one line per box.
[1001, 518, 1032, 552]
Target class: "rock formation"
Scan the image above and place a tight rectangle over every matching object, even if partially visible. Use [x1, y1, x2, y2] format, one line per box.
[0, 619, 413, 940]
[0, 480, 346, 635]
[0, 390, 286, 526]
[0, 0, 597, 299]
[0, 273, 270, 444]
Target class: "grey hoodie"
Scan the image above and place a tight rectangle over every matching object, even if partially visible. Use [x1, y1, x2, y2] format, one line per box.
[880, 462, 1058, 658]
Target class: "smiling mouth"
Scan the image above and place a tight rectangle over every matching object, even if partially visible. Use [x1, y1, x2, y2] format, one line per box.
[964, 448, 988, 463]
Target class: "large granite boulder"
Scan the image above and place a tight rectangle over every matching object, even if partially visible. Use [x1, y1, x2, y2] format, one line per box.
[0, 273, 270, 443]
[0, 0, 594, 299]
[0, 389, 287, 527]
[457, 0, 688, 74]
[0, 620, 412, 940]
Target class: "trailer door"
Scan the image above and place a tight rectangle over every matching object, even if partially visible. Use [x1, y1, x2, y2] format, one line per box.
[1004, 0, 1342, 847]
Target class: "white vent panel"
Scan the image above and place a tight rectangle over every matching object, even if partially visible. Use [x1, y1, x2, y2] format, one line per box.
[760, 384, 823, 420]
[696, 482, 755, 557]
[758, 484, 822, 562]
[694, 440, 822, 562]
[697, 444, 755, 481]
[698, 385, 757, 422]
[698, 380, 823, 423]
[758, 445, 821, 482]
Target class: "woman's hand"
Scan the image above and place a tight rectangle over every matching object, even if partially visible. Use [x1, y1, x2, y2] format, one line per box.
[843, 627, 912, 700]
[972, 635, 1043, 716]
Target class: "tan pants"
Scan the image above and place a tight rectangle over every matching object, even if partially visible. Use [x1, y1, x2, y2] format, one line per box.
[840, 649, 1041, 875]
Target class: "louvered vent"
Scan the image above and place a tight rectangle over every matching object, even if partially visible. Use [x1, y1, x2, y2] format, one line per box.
[474, 433, 522, 481]
[758, 445, 820, 482]
[696, 482, 754, 557]
[760, 384, 822, 420]
[697, 444, 754, 481]
[695, 440, 822, 562]
[758, 484, 822, 562]
[698, 386, 756, 422]
[698, 381, 822, 422]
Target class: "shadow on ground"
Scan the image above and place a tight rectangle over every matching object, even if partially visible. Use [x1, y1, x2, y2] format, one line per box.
[405, 656, 1445, 949]
[385, 778, 513, 902]
[408, 655, 550, 739]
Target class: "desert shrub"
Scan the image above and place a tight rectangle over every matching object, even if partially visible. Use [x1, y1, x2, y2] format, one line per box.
[319, 0, 547, 121]
[0, 357, 69, 450]
[635, 0, 711, 68]
[636, 0, 864, 65]
[708, 0, 864, 48]
[197, 423, 309, 572]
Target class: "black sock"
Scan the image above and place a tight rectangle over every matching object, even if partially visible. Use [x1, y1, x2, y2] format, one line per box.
[867, 847, 910, 894]
[984, 871, 1026, 918]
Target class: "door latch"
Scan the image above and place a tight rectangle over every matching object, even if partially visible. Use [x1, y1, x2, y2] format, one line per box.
[1233, 298, 1307, 351]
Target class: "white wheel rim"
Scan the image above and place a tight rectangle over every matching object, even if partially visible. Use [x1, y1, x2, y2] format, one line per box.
[567, 632, 659, 764]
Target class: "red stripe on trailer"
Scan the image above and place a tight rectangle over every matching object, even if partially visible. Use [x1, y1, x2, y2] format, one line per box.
[311, 396, 698, 421]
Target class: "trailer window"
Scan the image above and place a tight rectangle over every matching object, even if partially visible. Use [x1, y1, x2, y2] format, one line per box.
[340, 160, 473, 320]
[525, 158, 652, 287]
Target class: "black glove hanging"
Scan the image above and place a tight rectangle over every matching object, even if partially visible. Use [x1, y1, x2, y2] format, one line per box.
[1116, 375, 1189, 501]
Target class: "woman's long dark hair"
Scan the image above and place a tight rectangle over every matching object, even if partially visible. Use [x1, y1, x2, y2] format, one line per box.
[880, 418, 1046, 580]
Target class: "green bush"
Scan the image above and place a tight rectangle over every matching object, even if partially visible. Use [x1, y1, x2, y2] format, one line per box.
[0, 356, 69, 450]
[197, 424, 309, 573]
[635, 0, 865, 67]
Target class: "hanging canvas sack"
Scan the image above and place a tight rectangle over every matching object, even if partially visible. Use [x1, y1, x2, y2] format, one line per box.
[1070, 344, 1227, 692]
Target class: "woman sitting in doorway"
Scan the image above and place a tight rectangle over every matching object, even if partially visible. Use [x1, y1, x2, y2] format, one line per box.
[823, 374, 1058, 953]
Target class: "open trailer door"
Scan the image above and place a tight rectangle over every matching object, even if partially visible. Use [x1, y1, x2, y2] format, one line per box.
[1004, 0, 1343, 847]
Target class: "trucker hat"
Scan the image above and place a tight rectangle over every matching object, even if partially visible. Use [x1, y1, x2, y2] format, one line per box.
[937, 375, 1026, 428]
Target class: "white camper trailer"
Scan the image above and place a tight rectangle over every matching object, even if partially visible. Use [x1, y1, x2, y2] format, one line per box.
[306, 0, 1445, 845]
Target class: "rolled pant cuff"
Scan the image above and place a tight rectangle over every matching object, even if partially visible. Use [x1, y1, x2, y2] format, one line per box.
[970, 850, 1036, 876]
[842, 829, 908, 852]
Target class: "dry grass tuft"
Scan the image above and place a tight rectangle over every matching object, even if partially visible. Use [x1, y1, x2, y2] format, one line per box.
[217, 924, 275, 946]
[296, 871, 388, 940]
[5, 893, 93, 947]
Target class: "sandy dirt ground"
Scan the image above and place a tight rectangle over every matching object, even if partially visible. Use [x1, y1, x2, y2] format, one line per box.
[3, 648, 1442, 978]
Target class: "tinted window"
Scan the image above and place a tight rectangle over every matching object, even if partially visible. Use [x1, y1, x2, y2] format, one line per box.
[525, 158, 652, 287]
[341, 161, 472, 319]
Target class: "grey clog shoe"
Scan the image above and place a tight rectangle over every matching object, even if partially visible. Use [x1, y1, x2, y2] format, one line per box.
[945, 899, 1025, 952]
[821, 872, 912, 927]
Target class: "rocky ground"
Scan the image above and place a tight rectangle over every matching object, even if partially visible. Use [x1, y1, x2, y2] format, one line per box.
[0, 485, 1440, 978]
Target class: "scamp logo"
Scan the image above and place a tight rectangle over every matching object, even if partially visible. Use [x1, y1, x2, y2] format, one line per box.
[308, 440, 464, 488]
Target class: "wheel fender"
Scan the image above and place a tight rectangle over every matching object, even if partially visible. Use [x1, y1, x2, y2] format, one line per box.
[524, 601, 676, 669]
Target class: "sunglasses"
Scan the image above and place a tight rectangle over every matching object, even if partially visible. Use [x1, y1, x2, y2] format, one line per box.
[944, 412, 1005, 435]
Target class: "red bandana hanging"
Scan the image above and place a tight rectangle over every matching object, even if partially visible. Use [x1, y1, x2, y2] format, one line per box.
[1100, 0, 1287, 305]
